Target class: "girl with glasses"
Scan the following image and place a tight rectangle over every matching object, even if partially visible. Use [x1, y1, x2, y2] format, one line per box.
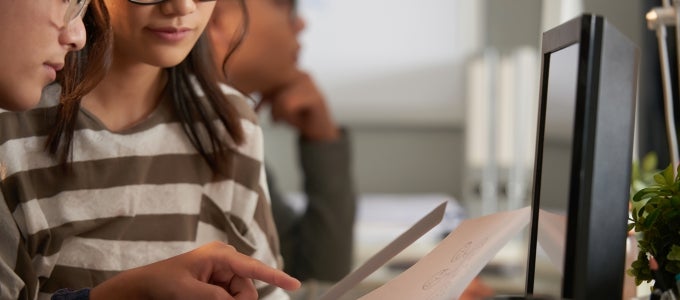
[0, 0, 299, 299]
[0, 0, 87, 111]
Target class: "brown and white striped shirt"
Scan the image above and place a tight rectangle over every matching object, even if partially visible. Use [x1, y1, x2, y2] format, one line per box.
[0, 86, 286, 300]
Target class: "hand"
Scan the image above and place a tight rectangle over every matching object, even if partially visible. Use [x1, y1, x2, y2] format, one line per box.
[458, 277, 495, 300]
[90, 241, 300, 300]
[257, 71, 339, 142]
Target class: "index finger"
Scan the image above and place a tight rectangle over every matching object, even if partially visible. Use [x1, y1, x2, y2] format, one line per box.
[213, 248, 301, 291]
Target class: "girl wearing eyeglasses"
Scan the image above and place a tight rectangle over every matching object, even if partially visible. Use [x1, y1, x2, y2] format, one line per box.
[0, 0, 87, 111]
[0, 0, 299, 299]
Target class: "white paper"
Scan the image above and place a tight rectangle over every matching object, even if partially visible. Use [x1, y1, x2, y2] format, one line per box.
[318, 201, 447, 300]
[536, 209, 567, 273]
[358, 206, 531, 300]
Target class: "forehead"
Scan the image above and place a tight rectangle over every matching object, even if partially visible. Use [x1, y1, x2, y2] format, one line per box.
[0, 0, 55, 24]
[7, 0, 61, 10]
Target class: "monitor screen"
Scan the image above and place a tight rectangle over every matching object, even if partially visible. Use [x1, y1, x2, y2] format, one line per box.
[525, 14, 639, 300]
[533, 42, 579, 297]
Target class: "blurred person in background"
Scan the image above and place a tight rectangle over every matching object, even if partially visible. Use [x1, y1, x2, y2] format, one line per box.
[208, 0, 495, 298]
[209, 0, 357, 289]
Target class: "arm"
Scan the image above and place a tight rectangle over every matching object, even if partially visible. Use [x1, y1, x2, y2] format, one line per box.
[2, 177, 299, 300]
[89, 241, 300, 300]
[259, 72, 339, 143]
[0, 194, 36, 300]
[261, 72, 357, 281]
[294, 129, 356, 281]
[50, 242, 300, 300]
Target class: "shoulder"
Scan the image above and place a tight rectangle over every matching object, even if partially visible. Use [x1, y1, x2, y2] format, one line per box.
[218, 83, 259, 125]
[216, 84, 266, 159]
[189, 77, 259, 125]
[0, 106, 58, 145]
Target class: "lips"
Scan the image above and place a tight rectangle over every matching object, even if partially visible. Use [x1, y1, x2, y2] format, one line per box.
[43, 63, 64, 82]
[147, 27, 193, 42]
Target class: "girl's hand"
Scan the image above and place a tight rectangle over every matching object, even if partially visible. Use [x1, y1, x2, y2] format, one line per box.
[90, 241, 300, 300]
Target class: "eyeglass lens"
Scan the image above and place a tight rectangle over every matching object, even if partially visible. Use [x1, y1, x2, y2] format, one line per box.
[64, 0, 90, 24]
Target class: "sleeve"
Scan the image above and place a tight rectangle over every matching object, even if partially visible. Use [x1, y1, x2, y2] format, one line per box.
[267, 166, 298, 251]
[276, 128, 357, 281]
[51, 289, 90, 300]
[0, 192, 36, 300]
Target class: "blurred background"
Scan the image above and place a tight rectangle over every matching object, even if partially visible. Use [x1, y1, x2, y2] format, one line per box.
[260, 0, 648, 297]
[264, 0, 644, 216]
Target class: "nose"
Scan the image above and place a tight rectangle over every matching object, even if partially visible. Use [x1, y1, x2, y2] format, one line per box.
[292, 15, 306, 35]
[160, 0, 198, 16]
[61, 17, 87, 51]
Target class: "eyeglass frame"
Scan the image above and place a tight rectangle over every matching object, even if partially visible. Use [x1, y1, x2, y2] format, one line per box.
[64, 0, 92, 24]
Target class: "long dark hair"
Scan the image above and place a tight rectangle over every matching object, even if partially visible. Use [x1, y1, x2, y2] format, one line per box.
[48, 0, 248, 175]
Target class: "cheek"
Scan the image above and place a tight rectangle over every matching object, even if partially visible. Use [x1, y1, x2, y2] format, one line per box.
[4, 28, 50, 73]
[0, 75, 43, 111]
[242, 27, 281, 58]
[197, 5, 216, 31]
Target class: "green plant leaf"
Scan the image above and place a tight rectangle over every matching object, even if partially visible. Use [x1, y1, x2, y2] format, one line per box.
[654, 173, 667, 185]
[633, 188, 661, 202]
[638, 206, 646, 218]
[664, 164, 675, 185]
[672, 196, 680, 207]
[629, 251, 654, 285]
[666, 209, 680, 221]
[644, 209, 661, 228]
[627, 157, 677, 285]
[669, 245, 680, 261]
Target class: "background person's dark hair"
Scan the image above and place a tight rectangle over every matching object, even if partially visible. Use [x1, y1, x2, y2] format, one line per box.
[49, 0, 248, 175]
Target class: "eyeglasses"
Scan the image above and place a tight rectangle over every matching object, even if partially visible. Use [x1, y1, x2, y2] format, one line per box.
[64, 0, 91, 24]
[128, 0, 216, 5]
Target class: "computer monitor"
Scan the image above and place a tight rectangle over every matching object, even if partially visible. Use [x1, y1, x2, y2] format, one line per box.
[524, 14, 639, 299]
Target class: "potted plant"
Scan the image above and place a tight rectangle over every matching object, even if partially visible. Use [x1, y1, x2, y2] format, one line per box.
[629, 157, 680, 296]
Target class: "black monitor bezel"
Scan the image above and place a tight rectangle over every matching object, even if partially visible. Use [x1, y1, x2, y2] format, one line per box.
[525, 13, 637, 299]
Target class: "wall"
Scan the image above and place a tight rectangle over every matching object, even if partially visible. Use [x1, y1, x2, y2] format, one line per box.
[262, 0, 644, 215]
[583, 0, 642, 47]
[262, 125, 465, 198]
[486, 0, 543, 51]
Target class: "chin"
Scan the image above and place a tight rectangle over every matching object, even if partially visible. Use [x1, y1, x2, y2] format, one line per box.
[147, 49, 194, 69]
[151, 59, 185, 68]
[0, 84, 39, 110]
[3, 95, 41, 111]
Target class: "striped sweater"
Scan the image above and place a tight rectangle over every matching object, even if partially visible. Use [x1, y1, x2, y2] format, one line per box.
[0, 86, 286, 300]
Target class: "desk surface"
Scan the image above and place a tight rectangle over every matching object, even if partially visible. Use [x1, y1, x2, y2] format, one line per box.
[285, 193, 644, 299]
